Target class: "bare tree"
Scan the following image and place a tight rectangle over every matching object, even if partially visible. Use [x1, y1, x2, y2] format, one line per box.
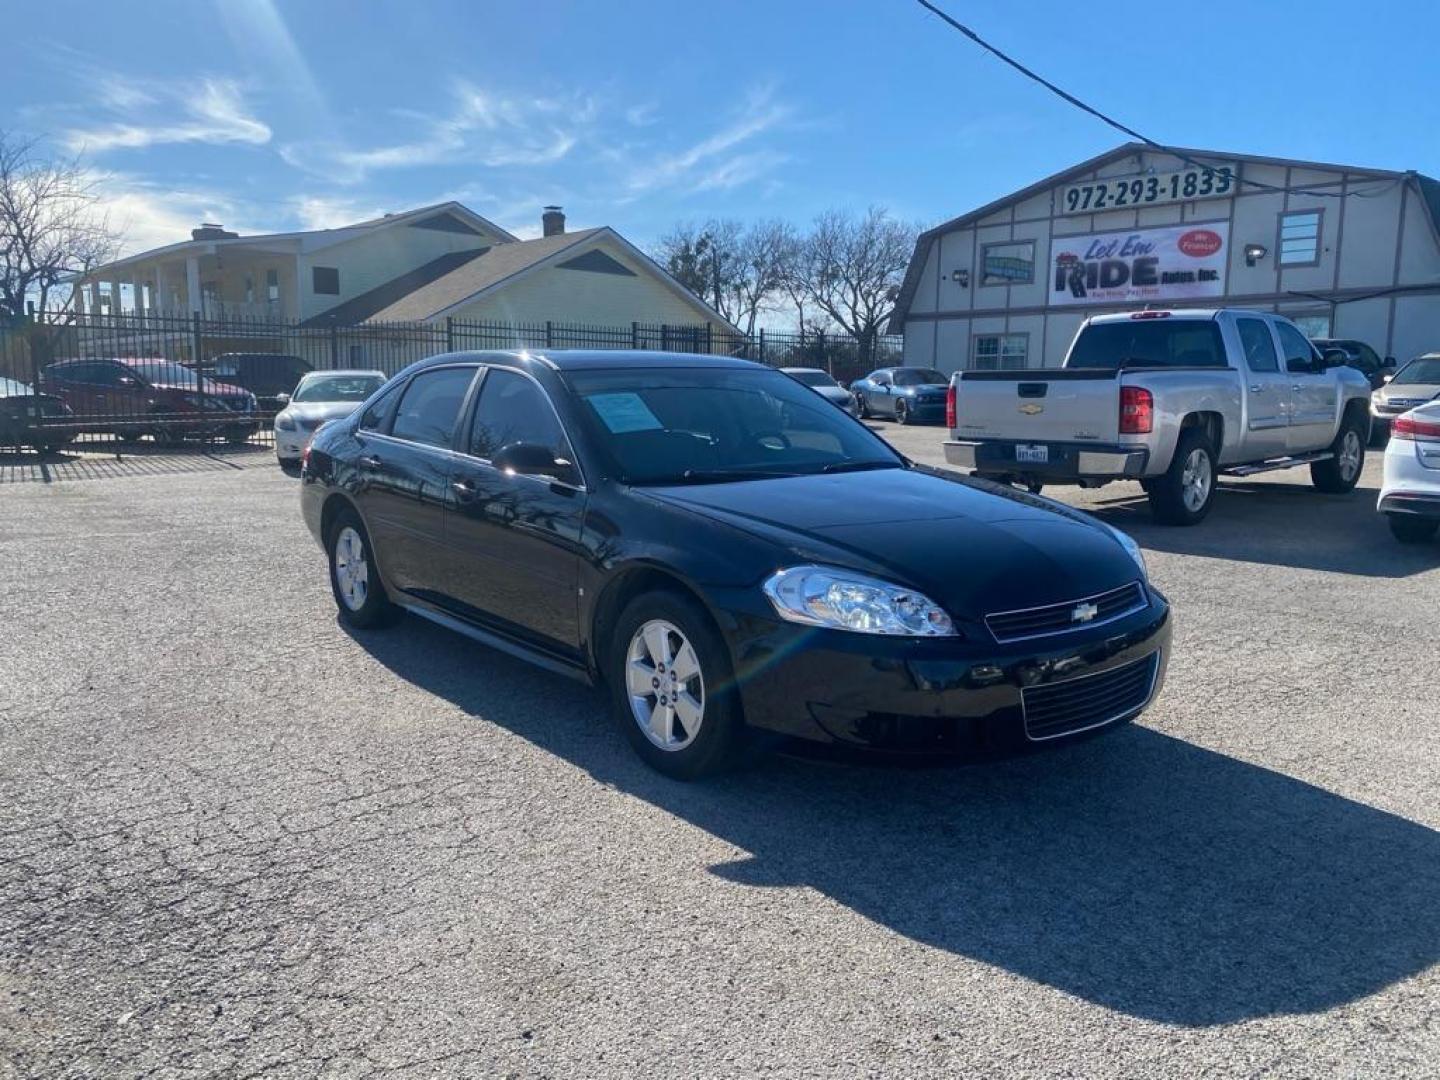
[790, 206, 917, 362]
[0, 131, 119, 323]
[652, 218, 795, 335]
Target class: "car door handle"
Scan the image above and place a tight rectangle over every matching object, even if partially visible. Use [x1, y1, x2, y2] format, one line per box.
[1249, 385, 1263, 393]
[358, 454, 382, 469]
[451, 478, 478, 501]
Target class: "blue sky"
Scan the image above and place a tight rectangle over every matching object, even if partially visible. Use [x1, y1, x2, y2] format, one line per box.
[7, 0, 1438, 256]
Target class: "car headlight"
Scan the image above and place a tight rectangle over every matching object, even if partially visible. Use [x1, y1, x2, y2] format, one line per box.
[762, 565, 958, 637]
[1107, 525, 1147, 579]
[275, 412, 297, 431]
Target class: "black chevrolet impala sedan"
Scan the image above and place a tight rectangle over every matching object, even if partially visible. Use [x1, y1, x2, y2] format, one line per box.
[300, 350, 1171, 778]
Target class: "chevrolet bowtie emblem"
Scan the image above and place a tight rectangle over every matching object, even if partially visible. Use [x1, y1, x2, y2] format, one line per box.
[1019, 403, 1044, 415]
[1071, 601, 1100, 623]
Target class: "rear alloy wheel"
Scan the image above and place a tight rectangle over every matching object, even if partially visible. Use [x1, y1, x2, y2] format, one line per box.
[1388, 515, 1439, 544]
[1312, 416, 1366, 493]
[894, 399, 910, 425]
[610, 590, 742, 779]
[327, 511, 397, 628]
[1147, 429, 1216, 526]
[856, 394, 870, 419]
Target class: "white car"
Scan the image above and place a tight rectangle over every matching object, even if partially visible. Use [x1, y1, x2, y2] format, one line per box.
[274, 369, 387, 468]
[1378, 399, 1440, 543]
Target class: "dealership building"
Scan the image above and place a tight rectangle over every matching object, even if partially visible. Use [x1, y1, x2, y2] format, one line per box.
[890, 143, 1440, 372]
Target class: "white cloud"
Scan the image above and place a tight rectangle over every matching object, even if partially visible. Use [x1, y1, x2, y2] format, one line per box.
[620, 86, 794, 197]
[91, 174, 254, 255]
[287, 195, 387, 231]
[65, 78, 271, 153]
[624, 103, 659, 127]
[285, 81, 589, 184]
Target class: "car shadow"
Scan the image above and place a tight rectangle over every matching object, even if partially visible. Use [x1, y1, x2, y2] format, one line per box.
[345, 616, 1440, 1028]
[1082, 477, 1436, 577]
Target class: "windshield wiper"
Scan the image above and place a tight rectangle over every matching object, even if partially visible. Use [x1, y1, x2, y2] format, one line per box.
[677, 468, 799, 483]
[819, 460, 900, 474]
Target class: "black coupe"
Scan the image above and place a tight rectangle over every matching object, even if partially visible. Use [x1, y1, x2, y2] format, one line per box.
[300, 350, 1170, 778]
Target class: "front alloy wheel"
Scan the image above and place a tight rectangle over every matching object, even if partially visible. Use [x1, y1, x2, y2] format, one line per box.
[626, 620, 705, 750]
[609, 591, 742, 778]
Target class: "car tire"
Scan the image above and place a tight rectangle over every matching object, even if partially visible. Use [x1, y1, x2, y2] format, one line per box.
[1311, 414, 1366, 493]
[1147, 429, 1217, 526]
[608, 589, 744, 780]
[894, 399, 910, 425]
[327, 509, 398, 629]
[856, 394, 869, 419]
[1388, 515, 1439, 544]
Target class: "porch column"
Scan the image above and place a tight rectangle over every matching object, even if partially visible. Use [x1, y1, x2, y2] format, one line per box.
[73, 284, 87, 315]
[185, 256, 201, 314]
[109, 281, 124, 315]
[89, 282, 103, 315]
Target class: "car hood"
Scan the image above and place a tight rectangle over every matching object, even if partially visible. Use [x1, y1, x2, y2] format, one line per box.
[1377, 383, 1440, 404]
[282, 401, 366, 423]
[643, 467, 1140, 620]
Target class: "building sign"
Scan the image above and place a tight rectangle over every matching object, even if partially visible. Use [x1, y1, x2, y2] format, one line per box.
[1050, 223, 1229, 307]
[1059, 164, 1237, 215]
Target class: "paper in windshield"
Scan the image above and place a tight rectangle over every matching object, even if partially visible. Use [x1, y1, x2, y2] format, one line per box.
[588, 392, 663, 434]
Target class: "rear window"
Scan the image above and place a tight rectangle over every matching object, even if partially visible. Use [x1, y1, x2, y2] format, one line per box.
[1067, 320, 1228, 371]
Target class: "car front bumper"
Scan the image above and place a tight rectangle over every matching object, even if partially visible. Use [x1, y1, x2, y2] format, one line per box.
[946, 439, 1150, 482]
[722, 587, 1171, 755]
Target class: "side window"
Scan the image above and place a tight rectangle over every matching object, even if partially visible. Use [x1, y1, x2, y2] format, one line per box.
[1236, 318, 1279, 373]
[91, 364, 128, 387]
[1275, 322, 1318, 371]
[872, 371, 891, 386]
[312, 267, 340, 295]
[469, 370, 574, 472]
[357, 383, 401, 432]
[389, 368, 475, 447]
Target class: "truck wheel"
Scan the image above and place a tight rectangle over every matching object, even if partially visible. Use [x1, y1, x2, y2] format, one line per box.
[1311, 415, 1366, 493]
[1147, 429, 1216, 526]
[1388, 515, 1439, 544]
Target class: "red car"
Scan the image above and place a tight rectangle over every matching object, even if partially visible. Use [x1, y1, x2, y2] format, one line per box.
[42, 358, 259, 444]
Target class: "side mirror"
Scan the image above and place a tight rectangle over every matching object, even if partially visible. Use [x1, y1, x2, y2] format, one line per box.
[1322, 348, 1348, 368]
[493, 441, 570, 480]
[275, 392, 290, 406]
[1383, 373, 1395, 384]
[1383, 356, 1397, 368]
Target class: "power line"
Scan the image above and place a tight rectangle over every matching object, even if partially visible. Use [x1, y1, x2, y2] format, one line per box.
[913, 0, 1403, 201]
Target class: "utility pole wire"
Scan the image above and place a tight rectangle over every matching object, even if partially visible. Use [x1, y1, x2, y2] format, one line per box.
[912, 0, 1399, 200]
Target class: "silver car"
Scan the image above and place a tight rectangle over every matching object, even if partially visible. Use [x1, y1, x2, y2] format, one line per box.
[274, 369, 387, 468]
[781, 366, 857, 416]
[1372, 353, 1440, 444]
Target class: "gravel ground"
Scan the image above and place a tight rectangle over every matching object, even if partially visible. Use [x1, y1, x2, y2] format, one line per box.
[1, 426, 1437, 1079]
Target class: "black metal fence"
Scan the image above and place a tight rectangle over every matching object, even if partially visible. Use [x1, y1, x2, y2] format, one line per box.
[0, 311, 902, 457]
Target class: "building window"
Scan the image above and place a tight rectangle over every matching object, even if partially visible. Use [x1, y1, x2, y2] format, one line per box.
[972, 333, 1028, 370]
[266, 269, 280, 304]
[312, 266, 340, 295]
[980, 241, 1035, 286]
[1278, 211, 1322, 266]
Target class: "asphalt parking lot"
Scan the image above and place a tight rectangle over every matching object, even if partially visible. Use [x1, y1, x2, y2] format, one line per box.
[2, 425, 1438, 1078]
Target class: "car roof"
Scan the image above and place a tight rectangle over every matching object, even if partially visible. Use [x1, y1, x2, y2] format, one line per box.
[779, 366, 827, 374]
[410, 349, 765, 374]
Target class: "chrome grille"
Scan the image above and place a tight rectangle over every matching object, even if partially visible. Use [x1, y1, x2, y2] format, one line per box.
[1022, 652, 1159, 741]
[985, 581, 1146, 643]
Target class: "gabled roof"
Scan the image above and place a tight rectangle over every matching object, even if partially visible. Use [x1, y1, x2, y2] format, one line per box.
[73, 200, 516, 279]
[357, 226, 738, 330]
[296, 248, 490, 327]
[888, 142, 1437, 333]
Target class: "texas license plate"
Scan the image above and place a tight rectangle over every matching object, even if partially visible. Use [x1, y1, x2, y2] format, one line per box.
[1015, 444, 1049, 464]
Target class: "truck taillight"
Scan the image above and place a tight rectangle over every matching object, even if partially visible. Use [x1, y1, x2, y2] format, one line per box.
[1392, 414, 1440, 442]
[1119, 386, 1154, 434]
[945, 383, 957, 429]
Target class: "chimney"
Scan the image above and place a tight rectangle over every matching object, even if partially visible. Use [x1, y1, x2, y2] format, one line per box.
[191, 222, 239, 241]
[542, 206, 565, 237]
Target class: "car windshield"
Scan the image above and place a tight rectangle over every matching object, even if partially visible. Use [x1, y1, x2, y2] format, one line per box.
[292, 374, 386, 402]
[1067, 320, 1227, 370]
[788, 370, 837, 388]
[125, 361, 201, 386]
[1390, 358, 1440, 386]
[568, 366, 902, 484]
[892, 369, 946, 386]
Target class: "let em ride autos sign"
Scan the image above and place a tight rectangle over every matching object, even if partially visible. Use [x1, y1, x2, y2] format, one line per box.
[1051, 222, 1229, 307]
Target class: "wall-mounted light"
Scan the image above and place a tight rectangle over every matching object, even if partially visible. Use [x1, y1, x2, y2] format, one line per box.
[1244, 243, 1267, 267]
[953, 269, 970, 288]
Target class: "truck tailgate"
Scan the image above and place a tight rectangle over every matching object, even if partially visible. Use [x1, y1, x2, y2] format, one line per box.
[952, 370, 1122, 443]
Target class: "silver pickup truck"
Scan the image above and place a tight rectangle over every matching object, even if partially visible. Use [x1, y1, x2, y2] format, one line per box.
[944, 309, 1372, 524]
